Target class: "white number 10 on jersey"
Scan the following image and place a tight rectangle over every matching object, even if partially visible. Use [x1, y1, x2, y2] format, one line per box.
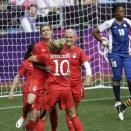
[53, 60, 70, 76]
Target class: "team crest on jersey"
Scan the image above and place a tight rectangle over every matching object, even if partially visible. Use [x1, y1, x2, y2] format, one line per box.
[123, 24, 127, 27]
[72, 53, 76, 58]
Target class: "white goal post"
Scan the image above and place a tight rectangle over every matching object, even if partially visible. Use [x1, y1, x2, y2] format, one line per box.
[0, 0, 130, 97]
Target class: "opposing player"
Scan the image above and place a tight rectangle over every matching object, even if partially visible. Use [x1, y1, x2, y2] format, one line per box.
[62, 29, 92, 131]
[16, 24, 58, 131]
[92, 3, 131, 114]
[28, 39, 84, 131]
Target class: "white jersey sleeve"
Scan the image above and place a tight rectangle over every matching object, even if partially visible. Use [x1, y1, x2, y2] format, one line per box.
[98, 19, 115, 32]
[124, 18, 131, 29]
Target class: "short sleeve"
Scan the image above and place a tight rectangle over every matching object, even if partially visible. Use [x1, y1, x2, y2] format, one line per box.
[18, 62, 26, 76]
[124, 18, 131, 29]
[80, 49, 90, 63]
[98, 19, 114, 32]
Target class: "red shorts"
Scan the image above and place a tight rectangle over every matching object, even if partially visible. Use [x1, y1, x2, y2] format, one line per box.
[42, 88, 75, 111]
[22, 90, 44, 110]
[29, 77, 46, 93]
[71, 82, 85, 103]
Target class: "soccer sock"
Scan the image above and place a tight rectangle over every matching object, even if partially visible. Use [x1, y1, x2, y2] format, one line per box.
[26, 120, 36, 131]
[36, 119, 45, 131]
[23, 102, 32, 118]
[50, 108, 58, 131]
[121, 98, 131, 110]
[66, 114, 75, 131]
[127, 80, 131, 95]
[113, 85, 120, 102]
[71, 116, 83, 131]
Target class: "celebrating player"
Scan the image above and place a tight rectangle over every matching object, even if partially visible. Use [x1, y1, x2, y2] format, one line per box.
[92, 3, 131, 115]
[62, 29, 92, 131]
[28, 38, 84, 131]
[16, 24, 58, 131]
[9, 44, 41, 129]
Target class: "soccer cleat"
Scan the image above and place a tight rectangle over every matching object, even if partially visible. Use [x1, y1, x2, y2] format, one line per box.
[114, 101, 121, 112]
[16, 116, 25, 128]
[117, 105, 125, 121]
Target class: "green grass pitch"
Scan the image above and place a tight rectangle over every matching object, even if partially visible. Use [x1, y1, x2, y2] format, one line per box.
[0, 88, 131, 131]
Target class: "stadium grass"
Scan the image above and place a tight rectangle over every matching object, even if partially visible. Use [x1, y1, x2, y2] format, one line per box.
[0, 88, 131, 131]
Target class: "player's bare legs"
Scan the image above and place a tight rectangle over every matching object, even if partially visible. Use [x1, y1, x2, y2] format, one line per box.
[66, 107, 83, 131]
[50, 107, 58, 131]
[66, 102, 79, 131]
[16, 93, 38, 129]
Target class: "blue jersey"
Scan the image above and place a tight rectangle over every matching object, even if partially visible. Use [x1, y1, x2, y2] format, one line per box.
[98, 18, 131, 54]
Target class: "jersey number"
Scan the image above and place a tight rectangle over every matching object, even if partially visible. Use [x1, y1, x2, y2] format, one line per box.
[118, 29, 125, 36]
[53, 60, 70, 76]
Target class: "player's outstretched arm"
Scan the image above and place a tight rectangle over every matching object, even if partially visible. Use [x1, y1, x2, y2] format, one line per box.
[9, 74, 20, 100]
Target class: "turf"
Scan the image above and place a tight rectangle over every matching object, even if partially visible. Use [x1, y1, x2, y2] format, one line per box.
[0, 88, 131, 131]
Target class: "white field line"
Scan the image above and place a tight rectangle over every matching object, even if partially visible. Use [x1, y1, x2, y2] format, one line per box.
[0, 95, 130, 110]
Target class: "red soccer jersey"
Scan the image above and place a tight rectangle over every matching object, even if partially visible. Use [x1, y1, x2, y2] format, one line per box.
[62, 45, 89, 84]
[18, 60, 34, 92]
[32, 40, 49, 81]
[36, 51, 71, 90]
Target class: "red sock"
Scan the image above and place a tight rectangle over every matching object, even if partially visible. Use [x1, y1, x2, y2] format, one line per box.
[50, 108, 58, 131]
[23, 102, 32, 118]
[26, 120, 36, 131]
[36, 119, 45, 131]
[71, 116, 83, 131]
[66, 115, 75, 131]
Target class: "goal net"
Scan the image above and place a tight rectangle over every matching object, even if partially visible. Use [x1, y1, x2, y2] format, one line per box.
[0, 0, 131, 97]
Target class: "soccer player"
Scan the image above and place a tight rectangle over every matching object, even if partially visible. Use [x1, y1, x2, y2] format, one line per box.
[62, 29, 92, 131]
[92, 3, 131, 112]
[28, 39, 84, 131]
[16, 24, 58, 131]
[9, 44, 41, 129]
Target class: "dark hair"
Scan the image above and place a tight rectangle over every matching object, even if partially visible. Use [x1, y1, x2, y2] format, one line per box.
[112, 3, 124, 14]
[24, 44, 34, 59]
[27, 4, 37, 10]
[40, 24, 52, 32]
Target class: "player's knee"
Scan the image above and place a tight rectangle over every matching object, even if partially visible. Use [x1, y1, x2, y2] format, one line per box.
[66, 107, 76, 118]
[112, 80, 121, 86]
[30, 110, 38, 121]
[27, 93, 37, 104]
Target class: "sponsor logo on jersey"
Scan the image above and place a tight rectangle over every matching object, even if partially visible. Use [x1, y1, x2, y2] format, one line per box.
[113, 25, 117, 29]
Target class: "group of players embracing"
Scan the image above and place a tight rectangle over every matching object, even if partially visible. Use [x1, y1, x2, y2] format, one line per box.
[9, 24, 92, 131]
